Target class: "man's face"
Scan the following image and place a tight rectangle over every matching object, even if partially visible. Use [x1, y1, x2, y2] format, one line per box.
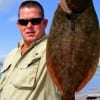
[17, 7, 48, 44]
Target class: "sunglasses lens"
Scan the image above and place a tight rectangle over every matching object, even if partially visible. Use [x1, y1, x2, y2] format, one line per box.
[31, 18, 43, 25]
[18, 19, 28, 26]
[18, 18, 43, 26]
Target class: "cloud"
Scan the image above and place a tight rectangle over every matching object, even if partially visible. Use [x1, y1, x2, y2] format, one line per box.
[0, 0, 25, 11]
[8, 16, 18, 22]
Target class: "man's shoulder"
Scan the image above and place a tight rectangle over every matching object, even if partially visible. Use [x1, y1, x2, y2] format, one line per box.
[1, 48, 18, 73]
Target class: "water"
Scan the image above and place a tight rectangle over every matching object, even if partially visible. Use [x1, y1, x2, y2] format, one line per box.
[82, 68, 100, 91]
[78, 59, 100, 93]
[0, 66, 1, 73]
[75, 67, 100, 99]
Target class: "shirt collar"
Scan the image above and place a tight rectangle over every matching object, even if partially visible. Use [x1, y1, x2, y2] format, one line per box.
[17, 35, 47, 49]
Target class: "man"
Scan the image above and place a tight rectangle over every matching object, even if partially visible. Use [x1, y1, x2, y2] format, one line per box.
[0, 1, 61, 100]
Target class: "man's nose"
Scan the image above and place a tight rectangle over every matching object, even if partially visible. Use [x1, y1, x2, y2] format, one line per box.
[27, 21, 33, 27]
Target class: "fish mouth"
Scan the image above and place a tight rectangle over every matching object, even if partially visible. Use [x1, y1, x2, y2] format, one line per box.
[60, 0, 72, 14]
[60, 0, 91, 13]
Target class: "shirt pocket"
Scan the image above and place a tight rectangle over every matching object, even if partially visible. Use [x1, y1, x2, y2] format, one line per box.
[0, 64, 12, 91]
[1, 64, 11, 74]
[10, 57, 41, 90]
[0, 64, 11, 82]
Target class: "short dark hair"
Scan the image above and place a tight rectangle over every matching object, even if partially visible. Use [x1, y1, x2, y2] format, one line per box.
[18, 0, 44, 18]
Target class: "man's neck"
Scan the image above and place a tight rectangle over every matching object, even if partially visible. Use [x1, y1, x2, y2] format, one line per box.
[21, 43, 30, 56]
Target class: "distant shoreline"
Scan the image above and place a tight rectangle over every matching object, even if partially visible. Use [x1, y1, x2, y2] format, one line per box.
[75, 90, 100, 100]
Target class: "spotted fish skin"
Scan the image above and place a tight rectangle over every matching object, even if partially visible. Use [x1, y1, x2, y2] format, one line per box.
[46, 0, 100, 100]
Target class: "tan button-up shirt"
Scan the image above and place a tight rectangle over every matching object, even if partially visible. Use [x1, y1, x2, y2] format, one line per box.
[0, 36, 61, 100]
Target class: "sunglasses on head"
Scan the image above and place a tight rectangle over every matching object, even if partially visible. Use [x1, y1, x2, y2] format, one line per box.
[18, 18, 43, 26]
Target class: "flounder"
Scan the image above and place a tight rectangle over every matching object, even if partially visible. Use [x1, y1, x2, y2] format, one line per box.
[46, 0, 100, 100]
